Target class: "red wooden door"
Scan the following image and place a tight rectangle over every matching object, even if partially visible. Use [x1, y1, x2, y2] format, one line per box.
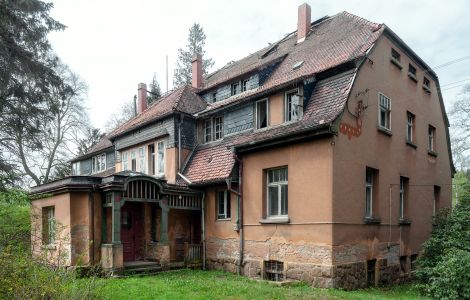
[121, 202, 143, 262]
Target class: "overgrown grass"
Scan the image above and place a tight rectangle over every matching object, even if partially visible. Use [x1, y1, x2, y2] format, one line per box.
[99, 269, 425, 300]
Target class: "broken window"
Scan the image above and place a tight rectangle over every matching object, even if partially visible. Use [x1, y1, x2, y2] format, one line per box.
[256, 99, 268, 129]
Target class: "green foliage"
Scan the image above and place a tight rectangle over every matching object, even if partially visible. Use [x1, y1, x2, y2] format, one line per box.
[417, 182, 470, 299]
[0, 189, 30, 248]
[148, 73, 162, 105]
[173, 23, 215, 86]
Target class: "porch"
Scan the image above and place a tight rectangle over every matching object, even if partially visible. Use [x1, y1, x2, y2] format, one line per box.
[99, 174, 204, 274]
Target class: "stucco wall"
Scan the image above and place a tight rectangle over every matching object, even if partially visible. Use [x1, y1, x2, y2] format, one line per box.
[332, 35, 453, 260]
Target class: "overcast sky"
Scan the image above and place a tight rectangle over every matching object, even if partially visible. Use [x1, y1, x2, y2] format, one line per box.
[48, 0, 470, 130]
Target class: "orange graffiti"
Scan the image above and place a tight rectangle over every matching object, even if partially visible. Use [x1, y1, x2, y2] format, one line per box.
[340, 100, 364, 140]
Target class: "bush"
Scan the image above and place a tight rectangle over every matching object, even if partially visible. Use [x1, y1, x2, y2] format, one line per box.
[417, 187, 470, 299]
[0, 189, 30, 249]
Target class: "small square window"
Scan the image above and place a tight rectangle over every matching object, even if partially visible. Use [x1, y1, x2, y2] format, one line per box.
[391, 48, 401, 61]
[408, 64, 416, 76]
[423, 77, 430, 88]
[231, 83, 239, 96]
[264, 260, 284, 282]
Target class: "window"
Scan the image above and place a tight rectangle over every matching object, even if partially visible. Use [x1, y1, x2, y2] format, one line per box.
[433, 185, 441, 216]
[157, 141, 165, 176]
[131, 150, 136, 171]
[42, 206, 55, 245]
[256, 99, 268, 129]
[217, 190, 231, 220]
[406, 112, 415, 143]
[139, 147, 145, 173]
[148, 144, 155, 175]
[365, 168, 374, 218]
[428, 125, 436, 152]
[399, 177, 409, 219]
[285, 89, 302, 122]
[264, 260, 284, 282]
[214, 117, 223, 140]
[231, 82, 239, 96]
[91, 153, 106, 173]
[122, 152, 128, 171]
[267, 167, 288, 218]
[408, 64, 416, 77]
[378, 93, 391, 131]
[212, 92, 217, 102]
[241, 79, 248, 92]
[391, 48, 401, 62]
[72, 162, 80, 175]
[423, 77, 430, 88]
[203, 117, 223, 143]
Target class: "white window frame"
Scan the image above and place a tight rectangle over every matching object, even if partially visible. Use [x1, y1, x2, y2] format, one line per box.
[157, 141, 165, 176]
[365, 168, 374, 218]
[217, 190, 231, 220]
[231, 82, 239, 96]
[284, 88, 302, 122]
[428, 125, 435, 151]
[131, 150, 136, 171]
[267, 167, 288, 218]
[139, 147, 145, 173]
[241, 79, 248, 92]
[203, 117, 223, 143]
[148, 144, 155, 175]
[91, 153, 106, 174]
[214, 116, 223, 140]
[204, 118, 212, 143]
[72, 161, 81, 176]
[399, 177, 406, 219]
[122, 151, 128, 171]
[406, 112, 414, 142]
[378, 92, 391, 131]
[255, 98, 269, 129]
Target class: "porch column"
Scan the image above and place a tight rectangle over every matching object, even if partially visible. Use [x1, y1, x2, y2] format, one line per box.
[111, 192, 123, 243]
[159, 197, 169, 244]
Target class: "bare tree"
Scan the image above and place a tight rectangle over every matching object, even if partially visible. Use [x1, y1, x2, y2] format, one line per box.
[4, 63, 88, 186]
[450, 84, 470, 170]
[104, 98, 136, 132]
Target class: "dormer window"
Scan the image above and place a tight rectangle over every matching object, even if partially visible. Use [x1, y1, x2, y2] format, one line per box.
[241, 79, 248, 92]
[285, 89, 302, 122]
[203, 117, 224, 143]
[231, 83, 239, 96]
[72, 162, 81, 175]
[91, 153, 106, 174]
[212, 92, 217, 102]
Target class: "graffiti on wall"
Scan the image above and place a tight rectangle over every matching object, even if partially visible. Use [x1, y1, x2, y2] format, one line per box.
[339, 89, 368, 140]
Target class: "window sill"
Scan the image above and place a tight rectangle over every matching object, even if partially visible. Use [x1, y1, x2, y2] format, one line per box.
[407, 72, 418, 82]
[216, 218, 231, 222]
[427, 150, 438, 157]
[390, 57, 403, 69]
[399, 218, 412, 226]
[422, 85, 432, 93]
[42, 244, 57, 250]
[406, 140, 417, 149]
[259, 217, 290, 224]
[377, 126, 393, 136]
[364, 217, 381, 225]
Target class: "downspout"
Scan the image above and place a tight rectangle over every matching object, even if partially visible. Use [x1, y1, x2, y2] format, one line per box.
[178, 115, 183, 171]
[233, 154, 243, 275]
[88, 189, 96, 265]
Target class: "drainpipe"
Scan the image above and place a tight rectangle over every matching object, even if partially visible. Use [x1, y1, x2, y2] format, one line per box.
[201, 191, 206, 270]
[88, 189, 96, 265]
[233, 154, 243, 275]
[178, 115, 183, 171]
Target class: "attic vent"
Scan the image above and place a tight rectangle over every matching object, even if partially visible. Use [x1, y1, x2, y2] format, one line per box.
[292, 61, 304, 70]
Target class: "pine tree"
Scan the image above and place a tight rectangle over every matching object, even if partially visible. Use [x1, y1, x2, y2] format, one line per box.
[148, 73, 162, 105]
[173, 23, 215, 86]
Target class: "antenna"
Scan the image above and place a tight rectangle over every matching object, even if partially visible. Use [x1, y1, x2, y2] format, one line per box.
[166, 55, 168, 92]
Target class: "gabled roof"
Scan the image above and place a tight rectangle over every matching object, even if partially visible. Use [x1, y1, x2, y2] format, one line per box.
[109, 85, 207, 138]
[70, 135, 113, 163]
[197, 12, 382, 116]
[182, 69, 357, 184]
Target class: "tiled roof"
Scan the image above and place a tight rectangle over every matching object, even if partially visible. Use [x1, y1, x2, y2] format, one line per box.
[198, 12, 382, 116]
[70, 135, 113, 162]
[109, 85, 207, 138]
[183, 69, 356, 184]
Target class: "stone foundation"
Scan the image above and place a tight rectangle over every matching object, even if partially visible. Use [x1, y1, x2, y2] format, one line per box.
[101, 243, 123, 274]
[205, 237, 409, 289]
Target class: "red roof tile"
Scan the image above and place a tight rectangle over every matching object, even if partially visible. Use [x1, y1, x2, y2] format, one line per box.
[183, 69, 356, 184]
[109, 85, 207, 138]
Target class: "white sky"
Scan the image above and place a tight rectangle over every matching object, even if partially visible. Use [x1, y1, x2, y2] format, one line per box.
[48, 0, 470, 130]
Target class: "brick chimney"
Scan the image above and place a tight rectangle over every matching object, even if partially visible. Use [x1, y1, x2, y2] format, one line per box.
[192, 53, 203, 88]
[297, 3, 311, 43]
[137, 83, 148, 114]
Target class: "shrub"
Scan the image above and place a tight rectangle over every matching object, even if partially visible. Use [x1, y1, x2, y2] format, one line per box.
[417, 186, 470, 299]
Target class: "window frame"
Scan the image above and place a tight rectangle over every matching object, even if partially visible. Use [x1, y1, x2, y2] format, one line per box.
[148, 144, 155, 175]
[266, 167, 288, 218]
[406, 112, 415, 143]
[255, 98, 269, 129]
[91, 153, 106, 174]
[131, 150, 136, 171]
[214, 116, 223, 140]
[122, 151, 128, 171]
[391, 48, 401, 62]
[378, 92, 392, 131]
[284, 88, 302, 122]
[231, 82, 239, 96]
[42, 206, 55, 245]
[157, 140, 165, 176]
[241, 79, 248, 92]
[428, 125, 436, 152]
[399, 177, 409, 220]
[204, 118, 212, 143]
[72, 161, 80, 176]
[365, 168, 374, 218]
[216, 190, 231, 220]
[139, 147, 145, 173]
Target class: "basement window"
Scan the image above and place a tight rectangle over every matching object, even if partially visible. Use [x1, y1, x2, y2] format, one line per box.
[367, 259, 376, 287]
[264, 260, 284, 282]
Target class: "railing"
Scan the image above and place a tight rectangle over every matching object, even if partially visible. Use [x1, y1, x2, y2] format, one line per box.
[184, 242, 202, 265]
[168, 194, 201, 210]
